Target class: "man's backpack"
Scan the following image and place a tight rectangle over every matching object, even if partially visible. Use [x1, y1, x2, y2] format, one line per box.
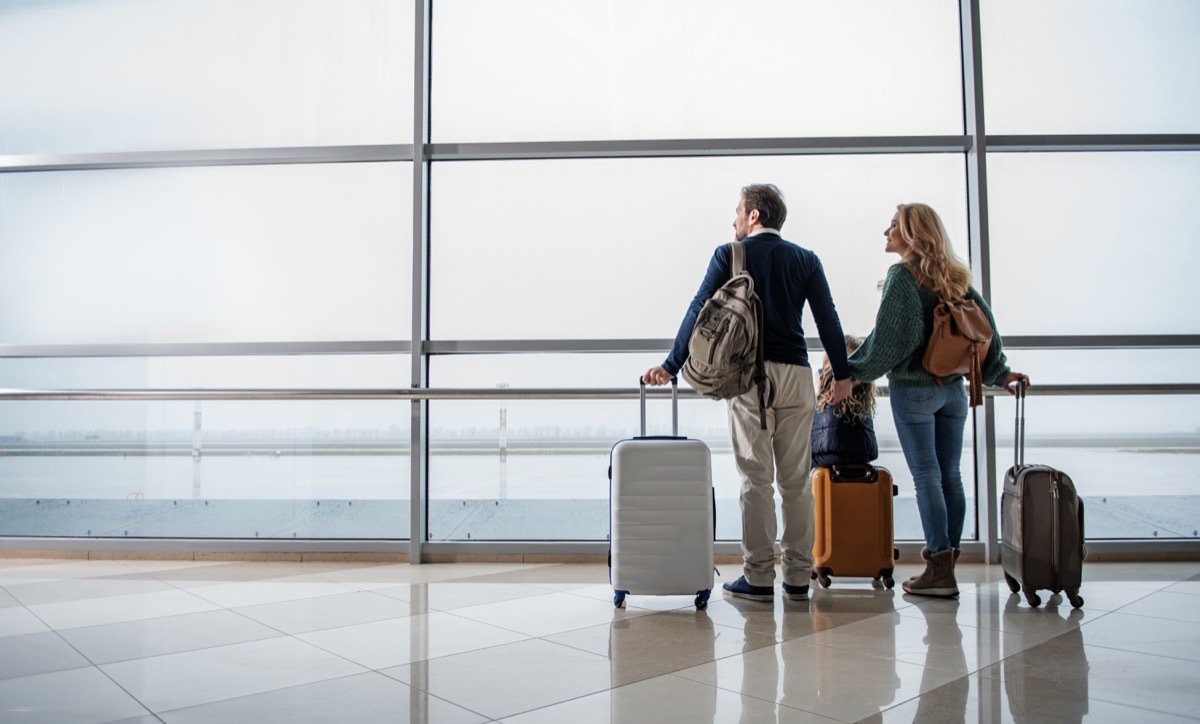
[681, 242, 768, 429]
[907, 265, 994, 407]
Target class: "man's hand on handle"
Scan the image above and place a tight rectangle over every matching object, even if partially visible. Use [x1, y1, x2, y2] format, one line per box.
[642, 366, 674, 386]
[827, 377, 852, 406]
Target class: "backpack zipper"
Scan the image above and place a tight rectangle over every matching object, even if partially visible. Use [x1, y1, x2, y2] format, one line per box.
[707, 318, 730, 364]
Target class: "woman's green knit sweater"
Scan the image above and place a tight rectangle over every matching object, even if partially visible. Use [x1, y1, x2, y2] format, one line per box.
[848, 264, 1011, 388]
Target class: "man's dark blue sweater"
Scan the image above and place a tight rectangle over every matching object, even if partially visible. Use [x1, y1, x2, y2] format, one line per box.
[663, 232, 850, 380]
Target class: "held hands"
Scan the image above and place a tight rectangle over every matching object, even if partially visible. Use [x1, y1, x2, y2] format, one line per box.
[826, 377, 853, 406]
[1004, 372, 1031, 395]
[642, 365, 674, 386]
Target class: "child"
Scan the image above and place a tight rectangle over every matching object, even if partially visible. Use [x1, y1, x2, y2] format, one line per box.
[812, 335, 878, 468]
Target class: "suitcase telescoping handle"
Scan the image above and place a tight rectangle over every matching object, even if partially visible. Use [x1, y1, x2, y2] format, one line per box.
[638, 377, 678, 437]
[1014, 380, 1027, 468]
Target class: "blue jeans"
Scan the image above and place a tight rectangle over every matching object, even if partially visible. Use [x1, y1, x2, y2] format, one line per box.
[890, 384, 969, 553]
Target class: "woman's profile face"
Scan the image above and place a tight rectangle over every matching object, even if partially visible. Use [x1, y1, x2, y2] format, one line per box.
[884, 214, 909, 256]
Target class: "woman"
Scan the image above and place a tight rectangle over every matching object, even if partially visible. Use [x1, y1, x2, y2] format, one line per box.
[848, 203, 1029, 597]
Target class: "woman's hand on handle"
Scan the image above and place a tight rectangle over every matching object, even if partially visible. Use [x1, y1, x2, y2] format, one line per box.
[1004, 372, 1031, 395]
[642, 366, 674, 386]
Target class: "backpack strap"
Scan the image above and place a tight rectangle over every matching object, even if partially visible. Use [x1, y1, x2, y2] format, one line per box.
[729, 242, 768, 430]
[729, 240, 746, 277]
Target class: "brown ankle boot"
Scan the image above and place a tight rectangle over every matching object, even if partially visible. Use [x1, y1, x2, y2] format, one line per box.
[902, 548, 958, 597]
[906, 547, 929, 584]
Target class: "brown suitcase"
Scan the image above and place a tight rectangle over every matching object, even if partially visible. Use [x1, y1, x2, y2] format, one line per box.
[1000, 385, 1085, 608]
[811, 463, 897, 589]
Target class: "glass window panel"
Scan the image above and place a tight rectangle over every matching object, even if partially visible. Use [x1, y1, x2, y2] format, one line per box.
[0, 399, 411, 539]
[0, 163, 413, 345]
[0, 354, 411, 389]
[0, 0, 413, 154]
[993, 393, 1199, 540]
[981, 0, 1200, 134]
[987, 153, 1200, 336]
[429, 353, 729, 541]
[427, 354, 950, 542]
[430, 155, 966, 341]
[432, 0, 962, 142]
[1004, 349, 1200, 387]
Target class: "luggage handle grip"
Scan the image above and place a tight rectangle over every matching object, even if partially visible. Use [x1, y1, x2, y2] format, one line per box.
[638, 377, 678, 437]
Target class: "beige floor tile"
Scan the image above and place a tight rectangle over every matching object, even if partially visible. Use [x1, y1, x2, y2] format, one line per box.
[234, 590, 425, 634]
[0, 631, 93, 679]
[1163, 580, 1200, 596]
[58, 609, 283, 664]
[675, 636, 962, 722]
[546, 608, 779, 682]
[1115, 589, 1200, 624]
[373, 580, 555, 610]
[26, 588, 221, 631]
[976, 635, 1200, 719]
[0, 667, 153, 723]
[382, 638, 621, 720]
[0, 606, 51, 638]
[701, 588, 901, 641]
[448, 590, 653, 637]
[876, 673, 1198, 723]
[1077, 610, 1200, 662]
[811, 611, 1008, 678]
[100, 637, 367, 713]
[5, 576, 175, 607]
[500, 672, 842, 724]
[296, 610, 530, 669]
[158, 672, 487, 724]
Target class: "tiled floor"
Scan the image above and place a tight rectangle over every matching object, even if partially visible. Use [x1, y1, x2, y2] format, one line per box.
[1, 557, 1199, 723]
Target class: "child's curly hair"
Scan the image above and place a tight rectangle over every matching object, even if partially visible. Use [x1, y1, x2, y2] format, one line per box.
[816, 335, 876, 423]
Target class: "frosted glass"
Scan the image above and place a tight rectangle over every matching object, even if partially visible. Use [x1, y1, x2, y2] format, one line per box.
[0, 0, 413, 154]
[0, 163, 413, 344]
[429, 155, 966, 340]
[432, 0, 963, 142]
[981, 0, 1200, 134]
[987, 153, 1200, 335]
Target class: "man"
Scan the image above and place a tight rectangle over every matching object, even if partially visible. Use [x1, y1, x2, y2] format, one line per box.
[643, 183, 852, 602]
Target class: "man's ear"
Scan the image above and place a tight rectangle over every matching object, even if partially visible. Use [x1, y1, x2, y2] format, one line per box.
[747, 208, 760, 225]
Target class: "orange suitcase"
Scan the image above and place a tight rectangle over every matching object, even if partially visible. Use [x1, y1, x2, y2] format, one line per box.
[811, 463, 897, 589]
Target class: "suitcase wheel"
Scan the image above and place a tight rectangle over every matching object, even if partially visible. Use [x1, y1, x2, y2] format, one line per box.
[1003, 572, 1021, 594]
[811, 571, 832, 589]
[870, 577, 884, 590]
[882, 576, 895, 590]
[613, 590, 627, 608]
[1024, 590, 1042, 608]
[1048, 592, 1063, 606]
[1067, 591, 1084, 609]
[695, 590, 710, 610]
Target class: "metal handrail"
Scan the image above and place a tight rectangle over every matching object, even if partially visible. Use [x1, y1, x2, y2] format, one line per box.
[1, 383, 1198, 401]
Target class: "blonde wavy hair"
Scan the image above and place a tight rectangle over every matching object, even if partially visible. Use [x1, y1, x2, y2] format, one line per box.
[816, 335, 876, 422]
[894, 203, 972, 300]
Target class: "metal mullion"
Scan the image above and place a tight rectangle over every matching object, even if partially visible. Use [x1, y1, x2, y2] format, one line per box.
[409, 0, 432, 564]
[0, 145, 414, 174]
[428, 135, 970, 162]
[987, 134, 1200, 153]
[960, 0, 1001, 564]
[1000, 335, 1200, 349]
[5, 383, 1197, 402]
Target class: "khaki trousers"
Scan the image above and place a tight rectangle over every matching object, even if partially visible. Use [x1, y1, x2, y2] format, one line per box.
[727, 361, 816, 587]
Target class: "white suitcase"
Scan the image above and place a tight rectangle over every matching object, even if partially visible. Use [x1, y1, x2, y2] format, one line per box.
[608, 379, 714, 609]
